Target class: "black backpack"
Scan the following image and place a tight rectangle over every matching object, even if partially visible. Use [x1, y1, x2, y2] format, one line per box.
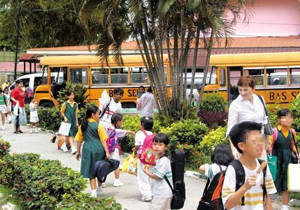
[164, 149, 186, 209]
[197, 159, 267, 210]
[93, 158, 119, 183]
[197, 165, 225, 210]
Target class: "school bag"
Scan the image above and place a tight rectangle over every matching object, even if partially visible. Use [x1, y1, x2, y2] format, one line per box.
[197, 165, 225, 210]
[139, 130, 156, 166]
[164, 149, 186, 209]
[93, 158, 120, 183]
[197, 159, 267, 210]
[106, 129, 121, 154]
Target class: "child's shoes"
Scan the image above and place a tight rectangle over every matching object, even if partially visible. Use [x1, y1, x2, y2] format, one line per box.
[113, 179, 124, 187]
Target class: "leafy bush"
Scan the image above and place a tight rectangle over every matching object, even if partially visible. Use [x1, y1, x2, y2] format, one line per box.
[0, 151, 121, 209]
[199, 126, 228, 156]
[57, 83, 88, 109]
[0, 138, 10, 157]
[290, 93, 300, 143]
[38, 106, 62, 131]
[199, 93, 227, 112]
[266, 104, 281, 127]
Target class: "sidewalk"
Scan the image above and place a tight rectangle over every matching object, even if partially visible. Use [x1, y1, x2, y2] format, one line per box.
[1, 124, 205, 210]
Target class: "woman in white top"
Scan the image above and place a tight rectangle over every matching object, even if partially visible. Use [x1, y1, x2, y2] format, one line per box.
[227, 76, 268, 159]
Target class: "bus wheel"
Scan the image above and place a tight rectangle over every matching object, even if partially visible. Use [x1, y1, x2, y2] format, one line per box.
[40, 101, 54, 108]
[122, 102, 136, 108]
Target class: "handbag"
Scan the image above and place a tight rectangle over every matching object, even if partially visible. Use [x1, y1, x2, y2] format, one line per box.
[257, 95, 274, 135]
[267, 155, 277, 181]
[290, 131, 299, 164]
[58, 121, 71, 136]
[288, 161, 300, 192]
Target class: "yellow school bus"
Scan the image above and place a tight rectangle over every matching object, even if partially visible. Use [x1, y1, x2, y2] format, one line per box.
[35, 55, 171, 107]
[206, 52, 300, 106]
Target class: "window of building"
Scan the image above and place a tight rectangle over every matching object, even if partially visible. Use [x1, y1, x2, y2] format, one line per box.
[91, 68, 109, 85]
[111, 67, 128, 84]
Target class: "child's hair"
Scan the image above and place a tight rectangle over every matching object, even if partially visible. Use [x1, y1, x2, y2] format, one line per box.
[141, 116, 153, 131]
[66, 90, 74, 96]
[4, 87, 8, 92]
[229, 121, 262, 153]
[211, 144, 234, 166]
[153, 133, 169, 145]
[81, 105, 98, 134]
[0, 89, 2, 94]
[111, 113, 123, 127]
[113, 88, 124, 95]
[277, 108, 292, 119]
[147, 86, 153, 93]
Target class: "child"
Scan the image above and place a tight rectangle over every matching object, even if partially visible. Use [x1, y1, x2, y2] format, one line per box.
[108, 113, 135, 187]
[60, 91, 78, 154]
[3, 87, 12, 124]
[134, 116, 154, 202]
[0, 89, 8, 130]
[75, 105, 110, 197]
[268, 109, 299, 210]
[222, 121, 276, 210]
[199, 144, 234, 180]
[144, 133, 173, 210]
[29, 98, 39, 133]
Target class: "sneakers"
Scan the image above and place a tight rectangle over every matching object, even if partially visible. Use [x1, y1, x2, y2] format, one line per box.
[113, 179, 124, 187]
[61, 143, 69, 152]
[101, 183, 106, 188]
[30, 129, 33, 134]
[71, 146, 77, 154]
[90, 190, 97, 198]
[141, 195, 152, 202]
[1, 125, 5, 130]
[281, 205, 290, 210]
[96, 187, 103, 195]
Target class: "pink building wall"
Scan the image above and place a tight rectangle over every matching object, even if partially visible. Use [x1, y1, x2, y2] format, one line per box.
[231, 0, 300, 37]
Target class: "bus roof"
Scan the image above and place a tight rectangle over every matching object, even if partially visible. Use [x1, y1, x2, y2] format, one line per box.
[210, 52, 300, 67]
[40, 55, 169, 66]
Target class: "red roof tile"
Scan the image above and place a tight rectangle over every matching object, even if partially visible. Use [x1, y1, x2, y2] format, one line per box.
[0, 62, 41, 73]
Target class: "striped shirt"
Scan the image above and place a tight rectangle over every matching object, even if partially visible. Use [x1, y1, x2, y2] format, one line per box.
[222, 159, 276, 210]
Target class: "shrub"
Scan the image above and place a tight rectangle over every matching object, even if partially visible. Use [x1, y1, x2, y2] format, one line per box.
[266, 104, 281, 127]
[0, 138, 10, 157]
[38, 106, 61, 131]
[199, 126, 228, 156]
[0, 151, 121, 209]
[57, 83, 88, 109]
[199, 93, 227, 112]
[290, 93, 300, 143]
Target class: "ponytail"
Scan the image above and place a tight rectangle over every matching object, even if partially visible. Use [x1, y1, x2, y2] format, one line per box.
[81, 104, 98, 134]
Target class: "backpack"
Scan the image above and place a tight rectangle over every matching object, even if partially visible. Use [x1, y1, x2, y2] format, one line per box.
[164, 150, 186, 209]
[99, 98, 111, 120]
[106, 129, 121, 154]
[93, 159, 120, 183]
[197, 159, 267, 210]
[197, 165, 225, 210]
[230, 159, 267, 206]
[271, 127, 296, 153]
[139, 130, 156, 166]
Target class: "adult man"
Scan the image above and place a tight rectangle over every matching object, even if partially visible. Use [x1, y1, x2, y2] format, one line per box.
[137, 86, 156, 117]
[99, 88, 123, 130]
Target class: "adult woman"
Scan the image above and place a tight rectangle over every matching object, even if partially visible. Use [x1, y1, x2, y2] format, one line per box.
[75, 105, 110, 197]
[11, 80, 27, 134]
[227, 76, 268, 159]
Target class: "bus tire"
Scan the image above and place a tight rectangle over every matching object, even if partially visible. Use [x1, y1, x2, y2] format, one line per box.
[40, 101, 54, 108]
[122, 102, 136, 108]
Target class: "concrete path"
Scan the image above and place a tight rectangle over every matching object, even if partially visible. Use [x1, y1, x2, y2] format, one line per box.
[1, 124, 205, 210]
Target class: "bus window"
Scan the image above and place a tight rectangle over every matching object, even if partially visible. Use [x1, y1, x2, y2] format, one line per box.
[290, 68, 300, 85]
[220, 68, 226, 87]
[70, 68, 88, 84]
[130, 67, 148, 83]
[244, 68, 264, 86]
[91, 68, 109, 85]
[111, 67, 128, 84]
[267, 68, 288, 85]
[208, 67, 217, 85]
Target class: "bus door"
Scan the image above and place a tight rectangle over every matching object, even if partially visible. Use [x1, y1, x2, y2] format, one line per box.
[227, 66, 243, 103]
[50, 67, 67, 99]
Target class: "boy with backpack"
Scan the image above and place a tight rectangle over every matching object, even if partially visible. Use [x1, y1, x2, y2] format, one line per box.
[143, 133, 173, 210]
[134, 116, 154, 202]
[222, 121, 276, 210]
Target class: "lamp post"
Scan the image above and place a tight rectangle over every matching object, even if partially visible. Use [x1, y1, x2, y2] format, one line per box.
[14, 3, 21, 80]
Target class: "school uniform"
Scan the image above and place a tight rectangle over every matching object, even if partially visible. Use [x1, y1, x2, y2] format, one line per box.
[135, 130, 153, 200]
[75, 119, 108, 178]
[61, 100, 78, 137]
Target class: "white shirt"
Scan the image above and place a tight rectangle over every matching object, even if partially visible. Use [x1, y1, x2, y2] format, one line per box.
[99, 98, 122, 130]
[204, 163, 227, 180]
[227, 94, 267, 136]
[222, 159, 276, 210]
[137, 92, 156, 117]
[151, 156, 173, 198]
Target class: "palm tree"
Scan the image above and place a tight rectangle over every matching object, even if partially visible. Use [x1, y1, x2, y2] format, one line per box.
[79, 0, 249, 121]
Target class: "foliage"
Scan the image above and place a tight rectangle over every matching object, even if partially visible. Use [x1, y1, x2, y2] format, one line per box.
[266, 105, 281, 128]
[38, 106, 62, 131]
[0, 151, 121, 209]
[199, 126, 228, 156]
[290, 94, 300, 144]
[199, 93, 227, 112]
[0, 138, 10, 157]
[57, 83, 88, 109]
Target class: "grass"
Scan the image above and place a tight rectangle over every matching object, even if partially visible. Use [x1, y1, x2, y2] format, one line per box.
[0, 184, 21, 209]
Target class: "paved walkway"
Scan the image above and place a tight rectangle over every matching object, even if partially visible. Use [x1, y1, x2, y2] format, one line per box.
[1, 124, 205, 210]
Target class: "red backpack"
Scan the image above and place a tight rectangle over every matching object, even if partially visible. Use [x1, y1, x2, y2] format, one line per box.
[139, 130, 156, 166]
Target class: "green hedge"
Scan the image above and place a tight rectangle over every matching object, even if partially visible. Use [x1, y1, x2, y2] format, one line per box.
[0, 140, 121, 209]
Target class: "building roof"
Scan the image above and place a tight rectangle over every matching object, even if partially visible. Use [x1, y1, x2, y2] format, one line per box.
[27, 36, 300, 53]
